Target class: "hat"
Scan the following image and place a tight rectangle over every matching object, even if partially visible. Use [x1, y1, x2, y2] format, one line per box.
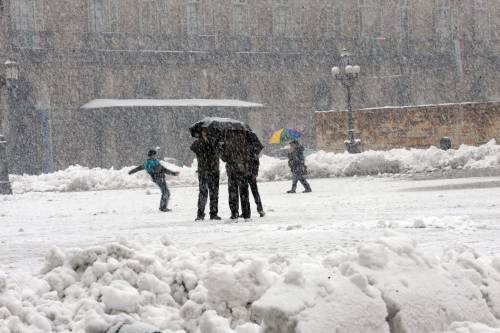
[147, 149, 157, 157]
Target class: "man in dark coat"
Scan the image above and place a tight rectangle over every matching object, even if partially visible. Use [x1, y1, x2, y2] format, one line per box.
[220, 131, 252, 220]
[287, 140, 312, 193]
[129, 149, 179, 211]
[247, 140, 265, 217]
[191, 129, 221, 221]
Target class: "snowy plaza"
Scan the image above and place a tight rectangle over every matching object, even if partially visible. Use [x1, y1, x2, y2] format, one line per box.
[1, 0, 500, 331]
[1, 145, 500, 332]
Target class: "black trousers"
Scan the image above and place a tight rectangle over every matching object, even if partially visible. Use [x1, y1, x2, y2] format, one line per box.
[197, 172, 219, 218]
[228, 172, 250, 219]
[248, 177, 263, 213]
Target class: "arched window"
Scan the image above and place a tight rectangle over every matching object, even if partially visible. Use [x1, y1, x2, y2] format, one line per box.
[273, 0, 289, 36]
[358, 0, 382, 38]
[232, 0, 249, 35]
[434, 0, 452, 42]
[140, 0, 169, 35]
[11, 0, 45, 32]
[313, 80, 332, 111]
[473, 0, 490, 42]
[319, 4, 342, 38]
[400, 0, 412, 42]
[88, 0, 119, 33]
[186, 0, 201, 35]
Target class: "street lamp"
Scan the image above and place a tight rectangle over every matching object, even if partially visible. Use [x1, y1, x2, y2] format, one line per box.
[332, 49, 362, 154]
[0, 60, 19, 195]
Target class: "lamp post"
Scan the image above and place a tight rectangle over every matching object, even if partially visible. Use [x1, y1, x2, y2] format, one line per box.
[332, 49, 362, 154]
[0, 60, 19, 195]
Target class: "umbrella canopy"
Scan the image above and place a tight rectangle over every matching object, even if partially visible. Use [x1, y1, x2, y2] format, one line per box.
[190, 117, 250, 138]
[269, 128, 302, 144]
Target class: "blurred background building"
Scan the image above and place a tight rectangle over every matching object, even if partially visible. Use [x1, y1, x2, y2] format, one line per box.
[0, 0, 499, 173]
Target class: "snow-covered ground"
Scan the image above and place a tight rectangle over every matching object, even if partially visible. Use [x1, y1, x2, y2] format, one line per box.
[1, 174, 500, 332]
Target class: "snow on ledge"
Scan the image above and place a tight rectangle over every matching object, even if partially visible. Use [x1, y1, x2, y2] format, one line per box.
[81, 99, 264, 109]
[317, 101, 500, 113]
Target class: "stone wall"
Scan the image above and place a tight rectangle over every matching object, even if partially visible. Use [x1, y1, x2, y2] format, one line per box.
[315, 102, 500, 152]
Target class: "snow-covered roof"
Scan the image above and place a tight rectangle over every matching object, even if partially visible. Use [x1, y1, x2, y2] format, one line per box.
[81, 99, 264, 110]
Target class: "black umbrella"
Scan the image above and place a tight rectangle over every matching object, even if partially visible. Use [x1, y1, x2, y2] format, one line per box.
[246, 131, 264, 155]
[189, 117, 250, 138]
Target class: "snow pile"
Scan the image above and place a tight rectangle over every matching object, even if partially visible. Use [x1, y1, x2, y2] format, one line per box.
[377, 215, 479, 230]
[9, 162, 200, 194]
[2, 232, 500, 332]
[9, 140, 500, 194]
[305, 139, 500, 178]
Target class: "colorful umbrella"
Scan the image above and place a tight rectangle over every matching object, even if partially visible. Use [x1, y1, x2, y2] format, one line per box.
[269, 128, 302, 144]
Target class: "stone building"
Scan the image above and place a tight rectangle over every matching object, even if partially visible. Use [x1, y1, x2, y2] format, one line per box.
[0, 0, 499, 173]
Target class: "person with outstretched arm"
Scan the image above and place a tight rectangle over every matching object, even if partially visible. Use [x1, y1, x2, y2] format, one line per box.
[129, 149, 179, 212]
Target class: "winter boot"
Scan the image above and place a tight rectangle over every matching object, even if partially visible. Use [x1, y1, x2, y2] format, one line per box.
[210, 215, 222, 220]
[286, 190, 296, 194]
[195, 214, 205, 221]
[258, 210, 265, 217]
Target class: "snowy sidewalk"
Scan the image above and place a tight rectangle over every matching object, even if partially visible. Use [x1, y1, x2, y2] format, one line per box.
[1, 176, 499, 274]
[1, 176, 500, 332]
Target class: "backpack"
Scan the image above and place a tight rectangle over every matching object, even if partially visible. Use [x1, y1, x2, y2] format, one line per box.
[143, 159, 160, 174]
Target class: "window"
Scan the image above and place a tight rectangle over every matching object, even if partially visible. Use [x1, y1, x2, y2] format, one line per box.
[358, 0, 382, 38]
[319, 4, 342, 38]
[273, 0, 289, 36]
[140, 0, 169, 35]
[186, 0, 201, 35]
[434, 0, 451, 41]
[400, 0, 412, 41]
[291, 5, 304, 37]
[11, 0, 45, 32]
[88, 0, 120, 33]
[492, 6, 499, 40]
[473, 0, 490, 41]
[232, 0, 249, 35]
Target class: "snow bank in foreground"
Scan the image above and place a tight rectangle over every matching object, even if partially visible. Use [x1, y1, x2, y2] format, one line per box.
[2, 231, 500, 332]
[10, 140, 500, 194]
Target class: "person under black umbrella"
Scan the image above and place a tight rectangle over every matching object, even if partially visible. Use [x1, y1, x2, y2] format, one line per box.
[219, 131, 252, 220]
[241, 131, 265, 217]
[246, 149, 265, 217]
[191, 128, 221, 221]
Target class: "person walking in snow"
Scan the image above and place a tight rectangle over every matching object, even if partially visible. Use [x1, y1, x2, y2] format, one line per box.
[191, 129, 221, 221]
[128, 149, 179, 212]
[287, 140, 312, 193]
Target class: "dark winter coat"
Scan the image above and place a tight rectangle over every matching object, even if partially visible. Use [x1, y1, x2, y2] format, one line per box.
[248, 152, 260, 177]
[219, 131, 251, 177]
[129, 159, 177, 184]
[288, 145, 307, 175]
[190, 138, 220, 175]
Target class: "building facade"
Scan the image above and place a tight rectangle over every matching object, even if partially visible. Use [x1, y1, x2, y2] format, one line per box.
[0, 0, 499, 173]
